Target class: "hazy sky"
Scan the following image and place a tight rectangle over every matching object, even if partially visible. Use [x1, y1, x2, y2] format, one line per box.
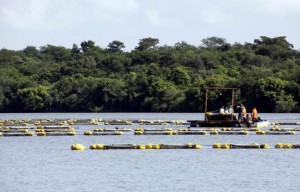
[1, 0, 300, 51]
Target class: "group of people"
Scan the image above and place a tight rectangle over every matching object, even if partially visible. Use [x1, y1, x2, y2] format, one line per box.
[237, 104, 258, 121]
[220, 104, 259, 127]
[219, 105, 234, 115]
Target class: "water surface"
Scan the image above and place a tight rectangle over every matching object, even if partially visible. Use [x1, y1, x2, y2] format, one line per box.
[1, 113, 300, 192]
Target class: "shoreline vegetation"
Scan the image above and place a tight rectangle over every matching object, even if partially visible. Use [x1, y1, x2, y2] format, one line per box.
[0, 36, 299, 112]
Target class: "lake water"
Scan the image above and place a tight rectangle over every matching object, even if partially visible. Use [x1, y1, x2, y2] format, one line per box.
[1, 113, 300, 192]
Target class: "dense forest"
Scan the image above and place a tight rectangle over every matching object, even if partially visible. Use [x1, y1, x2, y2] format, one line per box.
[0, 36, 299, 112]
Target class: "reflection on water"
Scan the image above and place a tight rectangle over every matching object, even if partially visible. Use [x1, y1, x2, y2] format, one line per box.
[0, 113, 300, 192]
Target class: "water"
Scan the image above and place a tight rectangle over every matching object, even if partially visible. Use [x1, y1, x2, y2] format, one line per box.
[1, 113, 300, 192]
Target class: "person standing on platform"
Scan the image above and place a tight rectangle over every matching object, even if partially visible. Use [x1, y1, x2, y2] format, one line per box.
[241, 105, 247, 120]
[237, 104, 244, 121]
[251, 107, 258, 123]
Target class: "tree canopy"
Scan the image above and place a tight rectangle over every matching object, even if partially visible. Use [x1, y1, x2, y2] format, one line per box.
[0, 36, 299, 112]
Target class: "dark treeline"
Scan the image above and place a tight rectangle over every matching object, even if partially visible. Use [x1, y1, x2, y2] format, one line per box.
[0, 36, 300, 112]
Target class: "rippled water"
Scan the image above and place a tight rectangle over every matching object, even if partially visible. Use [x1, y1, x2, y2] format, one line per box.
[1, 113, 300, 192]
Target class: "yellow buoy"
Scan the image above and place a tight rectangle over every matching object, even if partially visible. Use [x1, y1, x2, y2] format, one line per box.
[135, 128, 144, 132]
[194, 144, 201, 149]
[116, 131, 123, 135]
[222, 127, 232, 131]
[134, 131, 144, 135]
[221, 144, 230, 149]
[243, 131, 250, 135]
[26, 132, 34, 136]
[289, 131, 296, 135]
[71, 144, 85, 150]
[21, 129, 29, 133]
[145, 144, 153, 149]
[0, 132, 3, 136]
[165, 131, 173, 135]
[262, 144, 270, 149]
[213, 143, 222, 148]
[282, 144, 293, 149]
[69, 131, 77, 136]
[275, 143, 284, 148]
[96, 144, 105, 149]
[137, 145, 146, 150]
[210, 130, 219, 135]
[84, 131, 93, 136]
[89, 144, 98, 149]
[37, 132, 46, 136]
[90, 144, 105, 150]
[152, 144, 161, 149]
[256, 130, 265, 135]
[94, 128, 104, 132]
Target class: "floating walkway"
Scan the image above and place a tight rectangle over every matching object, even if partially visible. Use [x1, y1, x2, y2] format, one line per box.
[71, 143, 300, 150]
[72, 143, 202, 150]
[270, 122, 300, 125]
[0, 132, 34, 136]
[256, 130, 296, 135]
[213, 143, 270, 149]
[0, 126, 34, 136]
[275, 143, 300, 149]
[84, 131, 123, 136]
[35, 125, 76, 136]
[71, 143, 280, 150]
[270, 127, 300, 132]
[210, 130, 249, 135]
[37, 132, 76, 136]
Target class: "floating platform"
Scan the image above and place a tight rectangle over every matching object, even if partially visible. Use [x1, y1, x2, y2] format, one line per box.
[218, 131, 249, 135]
[140, 122, 169, 125]
[43, 125, 71, 128]
[137, 128, 173, 132]
[213, 143, 270, 149]
[37, 132, 76, 136]
[270, 127, 300, 132]
[39, 129, 74, 132]
[177, 131, 207, 135]
[188, 113, 269, 128]
[221, 128, 260, 132]
[93, 128, 132, 132]
[92, 131, 123, 136]
[0, 129, 29, 133]
[88, 143, 201, 150]
[141, 131, 177, 135]
[271, 122, 300, 125]
[71, 143, 85, 150]
[160, 144, 201, 149]
[1, 132, 34, 136]
[106, 122, 133, 125]
[209, 130, 249, 135]
[256, 131, 296, 135]
[275, 143, 300, 149]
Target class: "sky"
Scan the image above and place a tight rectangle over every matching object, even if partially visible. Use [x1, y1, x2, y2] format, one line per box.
[0, 0, 300, 51]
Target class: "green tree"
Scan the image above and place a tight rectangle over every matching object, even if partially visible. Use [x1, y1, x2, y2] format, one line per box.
[80, 40, 95, 53]
[17, 86, 50, 111]
[107, 40, 125, 53]
[135, 37, 159, 51]
[255, 77, 297, 112]
[145, 78, 185, 111]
